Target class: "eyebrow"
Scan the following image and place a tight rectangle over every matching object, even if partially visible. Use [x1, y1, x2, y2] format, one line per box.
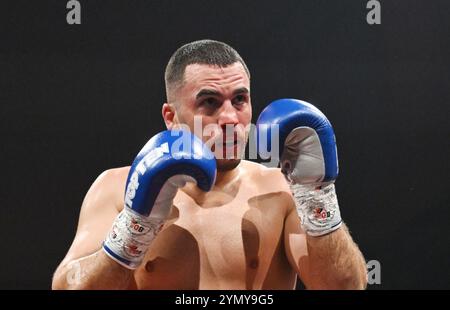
[233, 87, 250, 96]
[195, 87, 250, 99]
[196, 89, 220, 99]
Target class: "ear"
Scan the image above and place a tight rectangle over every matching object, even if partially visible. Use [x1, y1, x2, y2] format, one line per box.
[162, 103, 177, 130]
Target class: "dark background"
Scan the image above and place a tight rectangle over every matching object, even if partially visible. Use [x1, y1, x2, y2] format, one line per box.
[1, 0, 449, 289]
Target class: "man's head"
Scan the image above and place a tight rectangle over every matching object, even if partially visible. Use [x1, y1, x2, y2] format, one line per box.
[162, 40, 252, 171]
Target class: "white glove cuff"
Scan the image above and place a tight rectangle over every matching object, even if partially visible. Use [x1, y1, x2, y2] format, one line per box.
[103, 208, 164, 269]
[290, 183, 342, 237]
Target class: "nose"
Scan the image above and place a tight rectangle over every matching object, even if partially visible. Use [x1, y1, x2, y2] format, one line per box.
[218, 100, 239, 128]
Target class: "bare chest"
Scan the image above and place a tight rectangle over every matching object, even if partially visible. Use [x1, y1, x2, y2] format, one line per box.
[132, 187, 291, 289]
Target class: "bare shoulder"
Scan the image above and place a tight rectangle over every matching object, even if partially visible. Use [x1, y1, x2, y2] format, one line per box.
[241, 160, 290, 192]
[241, 160, 295, 214]
[94, 166, 130, 191]
[85, 166, 130, 212]
[98, 166, 130, 182]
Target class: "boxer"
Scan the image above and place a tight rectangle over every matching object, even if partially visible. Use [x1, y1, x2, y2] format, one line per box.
[52, 40, 367, 289]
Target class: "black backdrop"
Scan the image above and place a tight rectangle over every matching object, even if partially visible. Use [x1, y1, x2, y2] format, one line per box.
[1, 0, 449, 289]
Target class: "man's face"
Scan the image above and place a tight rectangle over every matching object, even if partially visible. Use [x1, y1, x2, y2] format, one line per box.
[166, 62, 252, 171]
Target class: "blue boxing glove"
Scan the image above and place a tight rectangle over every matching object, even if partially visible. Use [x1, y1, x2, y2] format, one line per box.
[257, 99, 342, 236]
[103, 130, 216, 268]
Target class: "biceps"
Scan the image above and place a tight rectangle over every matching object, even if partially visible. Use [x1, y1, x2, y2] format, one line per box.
[64, 210, 117, 263]
[62, 180, 121, 263]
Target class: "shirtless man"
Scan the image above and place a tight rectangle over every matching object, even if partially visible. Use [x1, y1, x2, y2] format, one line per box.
[52, 40, 367, 290]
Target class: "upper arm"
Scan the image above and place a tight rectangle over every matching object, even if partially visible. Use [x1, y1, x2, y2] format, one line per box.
[57, 168, 128, 267]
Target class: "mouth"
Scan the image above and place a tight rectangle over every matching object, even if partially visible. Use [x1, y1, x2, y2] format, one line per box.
[210, 138, 243, 159]
[223, 140, 238, 148]
[208, 132, 246, 158]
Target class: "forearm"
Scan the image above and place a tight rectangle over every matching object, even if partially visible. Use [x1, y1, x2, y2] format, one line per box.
[305, 224, 367, 289]
[52, 250, 134, 290]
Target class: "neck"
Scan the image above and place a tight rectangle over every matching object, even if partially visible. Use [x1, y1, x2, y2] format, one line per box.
[181, 164, 242, 201]
[214, 165, 241, 189]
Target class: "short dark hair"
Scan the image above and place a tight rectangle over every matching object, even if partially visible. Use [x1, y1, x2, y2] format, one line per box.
[164, 39, 250, 102]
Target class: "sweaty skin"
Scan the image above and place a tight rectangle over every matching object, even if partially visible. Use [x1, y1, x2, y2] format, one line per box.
[139, 63, 302, 288]
[52, 162, 305, 289]
[52, 62, 367, 290]
[118, 162, 300, 289]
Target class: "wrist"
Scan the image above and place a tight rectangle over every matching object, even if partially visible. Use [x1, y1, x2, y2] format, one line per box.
[289, 183, 342, 237]
[103, 208, 165, 269]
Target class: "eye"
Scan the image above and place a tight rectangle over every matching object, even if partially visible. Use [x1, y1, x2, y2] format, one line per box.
[232, 94, 247, 106]
[201, 97, 217, 106]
